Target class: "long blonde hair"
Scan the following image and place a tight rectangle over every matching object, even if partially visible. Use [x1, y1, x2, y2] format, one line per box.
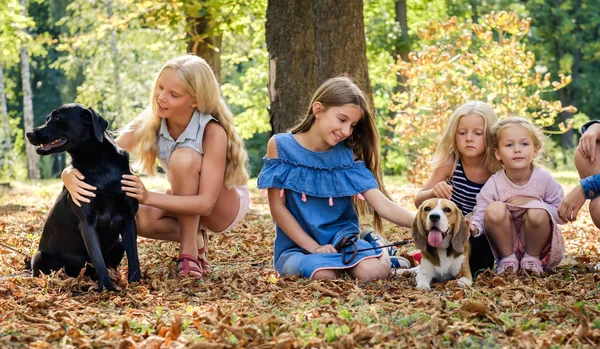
[491, 116, 545, 168]
[431, 101, 500, 174]
[290, 76, 385, 232]
[123, 54, 249, 188]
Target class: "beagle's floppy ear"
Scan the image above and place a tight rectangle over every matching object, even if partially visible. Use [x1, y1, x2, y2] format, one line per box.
[411, 208, 428, 251]
[451, 209, 470, 253]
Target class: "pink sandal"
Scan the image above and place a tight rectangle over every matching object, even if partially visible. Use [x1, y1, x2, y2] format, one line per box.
[197, 228, 211, 276]
[176, 254, 203, 278]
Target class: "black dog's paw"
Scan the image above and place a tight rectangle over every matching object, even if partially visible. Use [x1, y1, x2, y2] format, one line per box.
[98, 277, 117, 292]
[128, 273, 141, 283]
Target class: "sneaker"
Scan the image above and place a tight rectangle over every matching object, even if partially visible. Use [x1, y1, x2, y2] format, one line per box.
[520, 255, 543, 275]
[359, 228, 410, 269]
[496, 255, 519, 274]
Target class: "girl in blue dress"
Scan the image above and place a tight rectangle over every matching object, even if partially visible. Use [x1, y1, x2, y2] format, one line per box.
[257, 76, 414, 280]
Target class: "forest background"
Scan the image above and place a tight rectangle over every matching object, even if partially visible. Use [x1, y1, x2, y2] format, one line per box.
[0, 0, 598, 182]
[2, 1, 600, 347]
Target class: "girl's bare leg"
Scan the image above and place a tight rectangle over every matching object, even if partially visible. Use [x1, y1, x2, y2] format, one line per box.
[168, 148, 203, 257]
[484, 202, 515, 257]
[136, 189, 180, 242]
[520, 208, 552, 256]
[575, 143, 600, 227]
[135, 147, 242, 248]
[312, 269, 342, 280]
[349, 252, 390, 280]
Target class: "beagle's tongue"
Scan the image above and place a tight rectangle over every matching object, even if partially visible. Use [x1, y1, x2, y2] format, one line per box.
[428, 229, 443, 247]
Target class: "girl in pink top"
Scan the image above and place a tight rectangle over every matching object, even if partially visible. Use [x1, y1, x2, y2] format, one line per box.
[469, 117, 565, 275]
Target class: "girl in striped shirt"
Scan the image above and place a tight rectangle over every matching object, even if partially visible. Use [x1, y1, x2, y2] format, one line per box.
[414, 101, 501, 275]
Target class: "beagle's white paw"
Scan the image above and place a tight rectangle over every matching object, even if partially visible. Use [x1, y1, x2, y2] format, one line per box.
[416, 282, 431, 291]
[457, 277, 472, 287]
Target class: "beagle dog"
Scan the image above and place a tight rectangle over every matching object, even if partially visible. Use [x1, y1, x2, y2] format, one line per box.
[412, 198, 472, 290]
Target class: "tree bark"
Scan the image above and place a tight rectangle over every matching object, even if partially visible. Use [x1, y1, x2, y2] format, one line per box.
[187, 16, 222, 82]
[383, 0, 410, 161]
[266, 0, 373, 134]
[20, 0, 40, 179]
[557, 0, 581, 151]
[266, 0, 316, 134]
[106, 0, 121, 124]
[312, 0, 373, 111]
[0, 59, 11, 151]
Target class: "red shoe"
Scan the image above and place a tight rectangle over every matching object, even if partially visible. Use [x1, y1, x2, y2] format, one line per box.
[197, 228, 211, 276]
[176, 254, 203, 278]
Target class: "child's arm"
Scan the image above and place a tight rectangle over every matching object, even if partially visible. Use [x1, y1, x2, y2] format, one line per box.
[543, 174, 566, 224]
[264, 136, 335, 254]
[469, 178, 498, 237]
[414, 161, 454, 208]
[115, 129, 135, 152]
[123, 122, 227, 216]
[363, 189, 415, 228]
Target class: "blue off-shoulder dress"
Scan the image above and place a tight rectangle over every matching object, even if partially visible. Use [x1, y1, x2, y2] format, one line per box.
[257, 132, 384, 278]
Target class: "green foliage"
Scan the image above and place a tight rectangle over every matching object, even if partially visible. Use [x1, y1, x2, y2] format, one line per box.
[219, 0, 270, 140]
[0, 114, 26, 181]
[53, 0, 187, 127]
[364, 0, 448, 174]
[388, 12, 575, 184]
[0, 0, 34, 64]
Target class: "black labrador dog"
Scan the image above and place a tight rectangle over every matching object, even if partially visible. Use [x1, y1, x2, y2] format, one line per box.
[25, 103, 140, 291]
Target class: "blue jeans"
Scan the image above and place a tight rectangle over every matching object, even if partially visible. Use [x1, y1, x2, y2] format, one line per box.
[580, 120, 600, 199]
[581, 175, 600, 200]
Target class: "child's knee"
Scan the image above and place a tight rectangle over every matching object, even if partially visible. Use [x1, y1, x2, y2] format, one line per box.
[312, 269, 337, 280]
[590, 198, 600, 226]
[524, 208, 550, 227]
[574, 145, 600, 178]
[352, 258, 389, 280]
[169, 148, 202, 176]
[484, 201, 509, 223]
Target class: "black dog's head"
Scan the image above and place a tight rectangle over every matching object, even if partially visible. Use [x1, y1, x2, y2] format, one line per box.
[26, 103, 109, 155]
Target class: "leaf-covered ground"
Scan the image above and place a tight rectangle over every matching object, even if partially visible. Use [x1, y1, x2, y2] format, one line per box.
[0, 177, 599, 348]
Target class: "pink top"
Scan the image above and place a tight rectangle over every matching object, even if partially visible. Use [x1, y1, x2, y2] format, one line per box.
[471, 168, 565, 236]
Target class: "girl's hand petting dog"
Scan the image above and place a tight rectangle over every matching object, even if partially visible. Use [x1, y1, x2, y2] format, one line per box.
[432, 181, 453, 199]
[121, 174, 149, 204]
[62, 166, 96, 207]
[465, 218, 479, 236]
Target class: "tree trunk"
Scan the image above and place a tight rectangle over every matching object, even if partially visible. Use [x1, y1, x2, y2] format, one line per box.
[20, 0, 40, 179]
[187, 16, 223, 82]
[266, 0, 373, 134]
[106, 0, 121, 124]
[383, 0, 410, 161]
[0, 59, 11, 151]
[266, 0, 316, 134]
[557, 0, 581, 151]
[312, 0, 373, 111]
[469, 0, 479, 23]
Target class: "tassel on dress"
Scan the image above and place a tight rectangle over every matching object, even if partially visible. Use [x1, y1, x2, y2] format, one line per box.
[329, 197, 334, 206]
[301, 193, 307, 202]
[357, 193, 365, 200]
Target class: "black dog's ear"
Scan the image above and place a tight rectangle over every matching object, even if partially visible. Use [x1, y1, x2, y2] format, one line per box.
[85, 107, 108, 143]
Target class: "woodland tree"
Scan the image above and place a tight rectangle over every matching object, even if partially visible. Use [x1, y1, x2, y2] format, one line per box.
[266, 0, 372, 134]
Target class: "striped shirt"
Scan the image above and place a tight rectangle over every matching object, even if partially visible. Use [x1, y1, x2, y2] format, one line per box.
[449, 160, 485, 216]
